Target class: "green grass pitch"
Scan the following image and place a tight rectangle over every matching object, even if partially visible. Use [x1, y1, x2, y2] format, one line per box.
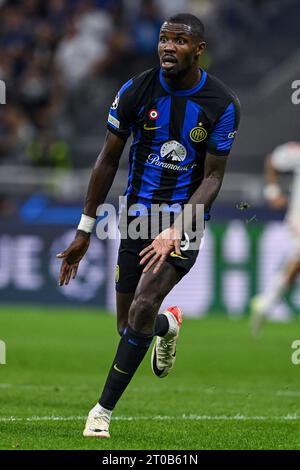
[0, 306, 300, 450]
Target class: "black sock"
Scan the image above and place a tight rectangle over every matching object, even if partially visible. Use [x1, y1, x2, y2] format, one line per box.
[154, 314, 169, 337]
[99, 326, 153, 410]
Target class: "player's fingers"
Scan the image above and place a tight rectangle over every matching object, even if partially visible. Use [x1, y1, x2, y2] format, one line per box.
[69, 266, 76, 281]
[139, 244, 154, 257]
[59, 261, 69, 286]
[174, 239, 181, 256]
[153, 254, 168, 274]
[60, 268, 70, 286]
[72, 263, 79, 279]
[142, 253, 160, 273]
[56, 249, 69, 258]
[59, 274, 65, 287]
[68, 265, 75, 281]
[139, 249, 156, 265]
[64, 266, 73, 285]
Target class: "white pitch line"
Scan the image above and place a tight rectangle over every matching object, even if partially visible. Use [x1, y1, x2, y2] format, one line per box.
[276, 390, 300, 397]
[1, 383, 300, 398]
[0, 384, 89, 391]
[0, 414, 300, 423]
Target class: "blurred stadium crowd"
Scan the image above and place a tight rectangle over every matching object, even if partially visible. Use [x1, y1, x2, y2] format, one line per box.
[0, 0, 297, 171]
[0, 0, 299, 314]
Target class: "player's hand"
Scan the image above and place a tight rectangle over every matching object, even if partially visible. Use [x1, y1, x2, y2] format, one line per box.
[56, 231, 90, 286]
[139, 227, 182, 274]
[269, 194, 288, 210]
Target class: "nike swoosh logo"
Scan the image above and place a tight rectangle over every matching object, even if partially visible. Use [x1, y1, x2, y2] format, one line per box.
[113, 364, 129, 375]
[143, 124, 162, 131]
[169, 251, 188, 260]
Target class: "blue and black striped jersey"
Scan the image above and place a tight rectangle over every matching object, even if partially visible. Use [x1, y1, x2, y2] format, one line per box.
[107, 67, 240, 208]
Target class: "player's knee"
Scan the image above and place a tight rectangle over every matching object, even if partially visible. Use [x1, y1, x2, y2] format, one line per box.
[131, 292, 161, 316]
[128, 293, 161, 331]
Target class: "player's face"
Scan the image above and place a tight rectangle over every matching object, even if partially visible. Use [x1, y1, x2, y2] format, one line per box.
[158, 22, 205, 78]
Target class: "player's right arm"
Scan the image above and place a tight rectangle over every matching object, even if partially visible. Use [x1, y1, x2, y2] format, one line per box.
[57, 131, 126, 286]
[57, 77, 140, 285]
[83, 131, 127, 218]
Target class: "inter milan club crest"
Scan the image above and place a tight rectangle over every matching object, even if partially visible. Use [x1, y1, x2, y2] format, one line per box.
[148, 109, 159, 120]
[189, 122, 208, 142]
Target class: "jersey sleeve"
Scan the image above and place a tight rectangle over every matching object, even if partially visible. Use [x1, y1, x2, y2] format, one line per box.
[271, 143, 300, 171]
[107, 79, 137, 139]
[207, 98, 240, 156]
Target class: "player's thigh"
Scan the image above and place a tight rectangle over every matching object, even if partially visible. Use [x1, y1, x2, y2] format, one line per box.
[115, 237, 144, 294]
[115, 236, 144, 334]
[134, 261, 181, 306]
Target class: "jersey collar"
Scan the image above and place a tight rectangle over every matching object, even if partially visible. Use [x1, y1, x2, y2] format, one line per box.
[159, 68, 207, 96]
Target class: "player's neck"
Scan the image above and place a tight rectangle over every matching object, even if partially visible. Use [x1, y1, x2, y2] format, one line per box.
[165, 67, 201, 91]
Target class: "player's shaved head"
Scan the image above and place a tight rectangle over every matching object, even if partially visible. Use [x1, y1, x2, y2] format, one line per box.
[162, 13, 205, 41]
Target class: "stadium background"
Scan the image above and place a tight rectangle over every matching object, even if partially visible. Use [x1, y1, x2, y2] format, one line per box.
[1, 0, 299, 318]
[0, 0, 300, 448]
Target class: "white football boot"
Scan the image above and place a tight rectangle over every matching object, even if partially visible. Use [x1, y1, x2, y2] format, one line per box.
[151, 306, 183, 378]
[83, 404, 111, 438]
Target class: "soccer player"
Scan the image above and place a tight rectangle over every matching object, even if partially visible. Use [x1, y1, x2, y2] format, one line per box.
[57, 13, 240, 438]
[250, 142, 300, 335]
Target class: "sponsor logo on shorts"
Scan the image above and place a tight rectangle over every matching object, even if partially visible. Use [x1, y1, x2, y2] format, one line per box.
[169, 251, 188, 260]
[180, 232, 190, 251]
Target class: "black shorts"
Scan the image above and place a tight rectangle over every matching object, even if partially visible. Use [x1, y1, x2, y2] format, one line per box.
[115, 229, 201, 294]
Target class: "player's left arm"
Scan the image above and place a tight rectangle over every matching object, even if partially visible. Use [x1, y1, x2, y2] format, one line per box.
[178, 96, 241, 231]
[178, 152, 228, 228]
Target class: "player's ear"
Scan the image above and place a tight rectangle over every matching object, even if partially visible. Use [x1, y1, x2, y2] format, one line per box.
[195, 40, 206, 59]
